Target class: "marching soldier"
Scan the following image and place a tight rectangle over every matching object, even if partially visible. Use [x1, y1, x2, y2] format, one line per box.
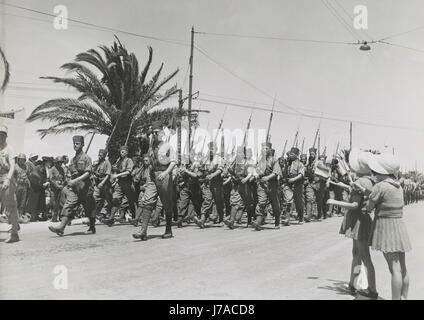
[251, 142, 282, 230]
[14, 153, 30, 223]
[104, 145, 136, 226]
[221, 160, 232, 218]
[133, 121, 177, 240]
[304, 148, 318, 222]
[130, 155, 154, 227]
[176, 160, 203, 226]
[315, 154, 330, 220]
[48, 156, 67, 222]
[224, 146, 254, 229]
[0, 125, 20, 243]
[194, 141, 225, 228]
[92, 149, 112, 222]
[284, 147, 305, 224]
[48, 135, 96, 236]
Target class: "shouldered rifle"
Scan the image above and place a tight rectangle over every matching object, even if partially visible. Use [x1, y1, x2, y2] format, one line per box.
[266, 95, 276, 144]
[243, 112, 252, 158]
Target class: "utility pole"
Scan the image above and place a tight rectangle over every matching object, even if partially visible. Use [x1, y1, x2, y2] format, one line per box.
[178, 89, 183, 165]
[85, 132, 96, 153]
[187, 26, 195, 163]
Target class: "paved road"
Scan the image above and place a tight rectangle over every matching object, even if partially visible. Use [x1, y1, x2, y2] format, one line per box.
[1, 202, 423, 300]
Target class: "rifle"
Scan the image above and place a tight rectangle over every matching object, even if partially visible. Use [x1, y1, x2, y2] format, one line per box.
[214, 106, 227, 144]
[292, 130, 299, 148]
[266, 95, 276, 144]
[301, 138, 305, 154]
[282, 139, 288, 157]
[243, 112, 253, 158]
[220, 127, 225, 159]
[201, 121, 210, 153]
[312, 123, 320, 149]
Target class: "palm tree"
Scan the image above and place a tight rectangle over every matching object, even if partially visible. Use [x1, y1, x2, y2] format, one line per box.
[0, 46, 10, 92]
[27, 37, 184, 161]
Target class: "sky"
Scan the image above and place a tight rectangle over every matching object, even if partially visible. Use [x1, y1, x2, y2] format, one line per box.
[1, 0, 424, 171]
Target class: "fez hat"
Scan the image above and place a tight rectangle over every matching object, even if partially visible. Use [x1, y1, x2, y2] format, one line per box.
[289, 147, 300, 156]
[72, 135, 84, 144]
[309, 148, 317, 154]
[300, 153, 307, 159]
[54, 156, 63, 163]
[29, 153, 38, 160]
[0, 125, 8, 136]
[16, 153, 26, 160]
[261, 142, 272, 148]
[120, 145, 129, 151]
[367, 153, 400, 175]
[98, 149, 107, 154]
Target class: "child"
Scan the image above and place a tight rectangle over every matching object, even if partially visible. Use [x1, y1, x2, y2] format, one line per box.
[367, 153, 411, 300]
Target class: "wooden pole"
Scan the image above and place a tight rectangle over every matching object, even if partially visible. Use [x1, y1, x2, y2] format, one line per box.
[188, 26, 195, 163]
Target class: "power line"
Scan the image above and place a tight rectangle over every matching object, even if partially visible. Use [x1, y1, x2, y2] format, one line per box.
[379, 40, 424, 53]
[197, 96, 424, 132]
[2, 3, 190, 47]
[333, 0, 374, 41]
[194, 44, 305, 116]
[320, 0, 360, 41]
[194, 31, 356, 45]
[379, 24, 424, 41]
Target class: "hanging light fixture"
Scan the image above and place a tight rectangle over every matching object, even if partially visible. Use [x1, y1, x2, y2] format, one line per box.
[360, 41, 371, 51]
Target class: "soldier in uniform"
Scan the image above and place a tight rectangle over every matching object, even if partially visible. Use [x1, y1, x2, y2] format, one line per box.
[315, 154, 330, 220]
[26, 156, 48, 221]
[14, 153, 30, 223]
[133, 121, 177, 240]
[251, 142, 282, 230]
[176, 160, 202, 226]
[304, 148, 318, 222]
[48, 156, 67, 222]
[0, 125, 20, 243]
[92, 149, 112, 222]
[284, 147, 306, 224]
[194, 141, 225, 228]
[48, 135, 96, 235]
[224, 146, 254, 229]
[130, 155, 154, 227]
[221, 160, 233, 219]
[104, 145, 136, 226]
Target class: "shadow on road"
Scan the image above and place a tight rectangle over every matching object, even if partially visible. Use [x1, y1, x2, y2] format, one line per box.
[315, 278, 385, 300]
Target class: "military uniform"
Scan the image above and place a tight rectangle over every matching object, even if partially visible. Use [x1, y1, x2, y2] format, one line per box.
[304, 154, 318, 221]
[253, 143, 282, 229]
[14, 157, 30, 218]
[0, 130, 20, 242]
[48, 135, 96, 236]
[48, 159, 67, 222]
[195, 148, 225, 228]
[108, 151, 136, 223]
[284, 149, 305, 223]
[176, 162, 202, 224]
[92, 153, 112, 220]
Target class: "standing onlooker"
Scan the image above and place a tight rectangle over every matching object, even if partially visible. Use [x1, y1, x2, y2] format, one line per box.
[14, 153, 30, 222]
[367, 153, 412, 300]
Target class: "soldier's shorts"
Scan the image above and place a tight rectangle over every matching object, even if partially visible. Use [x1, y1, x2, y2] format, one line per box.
[0, 177, 17, 210]
[282, 184, 294, 204]
[138, 181, 157, 210]
[61, 180, 95, 218]
[15, 185, 28, 212]
[230, 188, 244, 209]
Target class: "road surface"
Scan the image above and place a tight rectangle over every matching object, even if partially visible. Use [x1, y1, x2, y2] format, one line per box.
[1, 202, 423, 300]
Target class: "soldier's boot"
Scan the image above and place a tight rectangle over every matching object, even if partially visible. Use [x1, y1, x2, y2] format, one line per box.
[48, 216, 69, 236]
[162, 213, 173, 239]
[194, 214, 206, 229]
[129, 207, 143, 227]
[177, 216, 184, 228]
[86, 217, 96, 234]
[104, 207, 118, 226]
[224, 209, 237, 230]
[132, 208, 152, 241]
[5, 232, 19, 244]
[251, 216, 263, 231]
